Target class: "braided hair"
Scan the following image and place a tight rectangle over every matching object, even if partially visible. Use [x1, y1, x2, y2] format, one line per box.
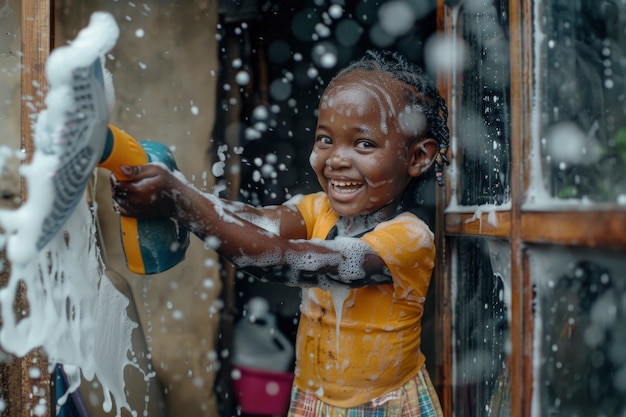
[331, 50, 450, 188]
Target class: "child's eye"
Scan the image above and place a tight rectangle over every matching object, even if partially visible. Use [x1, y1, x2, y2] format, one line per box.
[355, 140, 376, 149]
[316, 136, 333, 146]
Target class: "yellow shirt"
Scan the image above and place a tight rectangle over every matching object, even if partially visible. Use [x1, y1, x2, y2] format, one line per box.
[293, 192, 436, 407]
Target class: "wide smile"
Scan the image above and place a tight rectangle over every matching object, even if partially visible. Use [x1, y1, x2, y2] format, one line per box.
[330, 179, 363, 190]
[328, 179, 365, 201]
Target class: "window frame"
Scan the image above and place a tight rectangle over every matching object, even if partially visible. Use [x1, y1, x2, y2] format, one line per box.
[0, 2, 54, 417]
[435, 1, 626, 417]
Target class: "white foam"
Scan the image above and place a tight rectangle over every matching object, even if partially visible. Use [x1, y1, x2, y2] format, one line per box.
[0, 12, 140, 417]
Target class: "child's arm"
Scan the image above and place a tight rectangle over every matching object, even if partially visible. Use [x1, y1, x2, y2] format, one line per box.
[111, 164, 393, 288]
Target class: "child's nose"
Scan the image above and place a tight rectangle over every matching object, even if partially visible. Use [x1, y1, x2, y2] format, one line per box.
[327, 152, 351, 170]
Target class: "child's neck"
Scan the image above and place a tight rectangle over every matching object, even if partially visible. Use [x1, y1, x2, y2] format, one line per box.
[335, 200, 403, 237]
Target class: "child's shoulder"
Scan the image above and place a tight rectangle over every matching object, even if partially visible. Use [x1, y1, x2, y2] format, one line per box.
[364, 212, 435, 260]
[284, 191, 330, 212]
[284, 192, 336, 240]
[375, 211, 434, 241]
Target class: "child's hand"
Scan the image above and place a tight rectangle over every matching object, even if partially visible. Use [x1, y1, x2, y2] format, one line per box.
[110, 164, 179, 219]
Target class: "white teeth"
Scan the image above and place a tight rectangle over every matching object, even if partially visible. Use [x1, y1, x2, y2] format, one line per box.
[331, 180, 362, 187]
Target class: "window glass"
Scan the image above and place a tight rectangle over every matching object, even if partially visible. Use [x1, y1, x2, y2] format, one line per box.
[530, 246, 626, 416]
[452, 237, 511, 416]
[0, 0, 20, 207]
[537, 0, 626, 202]
[456, 0, 511, 206]
[0, 0, 20, 148]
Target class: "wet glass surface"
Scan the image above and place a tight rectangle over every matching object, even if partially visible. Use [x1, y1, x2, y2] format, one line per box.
[0, 0, 20, 151]
[453, 237, 511, 417]
[530, 246, 626, 416]
[456, 0, 512, 206]
[0, 0, 21, 208]
[538, 0, 626, 202]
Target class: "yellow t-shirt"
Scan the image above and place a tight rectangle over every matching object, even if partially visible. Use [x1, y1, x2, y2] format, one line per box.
[293, 192, 436, 407]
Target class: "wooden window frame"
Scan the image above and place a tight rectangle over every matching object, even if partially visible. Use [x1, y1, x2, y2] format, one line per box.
[435, 1, 626, 417]
[0, 2, 53, 417]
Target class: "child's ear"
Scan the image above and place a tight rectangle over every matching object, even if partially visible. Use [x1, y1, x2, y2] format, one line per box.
[408, 138, 439, 177]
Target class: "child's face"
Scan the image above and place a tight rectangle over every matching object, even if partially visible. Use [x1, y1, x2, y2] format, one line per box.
[310, 70, 435, 217]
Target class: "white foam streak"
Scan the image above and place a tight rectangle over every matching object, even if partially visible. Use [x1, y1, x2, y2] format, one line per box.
[0, 197, 137, 416]
[329, 286, 350, 359]
[360, 81, 394, 135]
[0, 151, 57, 265]
[0, 11, 138, 417]
[46, 12, 119, 86]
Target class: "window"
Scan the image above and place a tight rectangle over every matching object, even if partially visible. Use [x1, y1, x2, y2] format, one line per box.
[440, 1, 513, 415]
[536, 0, 626, 203]
[452, 237, 510, 416]
[530, 246, 626, 416]
[439, 1, 626, 416]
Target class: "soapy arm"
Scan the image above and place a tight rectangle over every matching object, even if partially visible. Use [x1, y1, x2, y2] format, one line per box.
[111, 164, 393, 288]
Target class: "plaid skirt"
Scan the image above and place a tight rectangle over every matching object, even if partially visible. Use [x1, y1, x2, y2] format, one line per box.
[287, 366, 443, 417]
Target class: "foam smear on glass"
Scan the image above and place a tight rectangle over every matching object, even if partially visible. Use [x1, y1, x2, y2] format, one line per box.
[0, 12, 141, 417]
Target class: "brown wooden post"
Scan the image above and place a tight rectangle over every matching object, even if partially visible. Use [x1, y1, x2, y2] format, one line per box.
[0, 1, 54, 416]
[21, 0, 53, 159]
[436, 1, 453, 415]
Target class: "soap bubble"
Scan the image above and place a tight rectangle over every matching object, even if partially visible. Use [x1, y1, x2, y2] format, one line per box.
[328, 4, 344, 19]
[369, 23, 395, 48]
[545, 121, 600, 165]
[335, 19, 363, 47]
[269, 78, 292, 101]
[311, 42, 338, 69]
[253, 105, 269, 121]
[266, 381, 281, 396]
[315, 23, 332, 38]
[231, 368, 242, 380]
[235, 70, 250, 86]
[378, 1, 415, 37]
[424, 33, 467, 76]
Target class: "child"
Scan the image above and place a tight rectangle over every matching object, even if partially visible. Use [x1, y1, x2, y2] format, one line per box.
[111, 49, 450, 416]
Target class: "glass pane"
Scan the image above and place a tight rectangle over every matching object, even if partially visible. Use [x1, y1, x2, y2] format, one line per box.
[452, 237, 511, 417]
[456, 0, 511, 206]
[0, 0, 21, 151]
[536, 0, 626, 202]
[530, 246, 626, 416]
[0, 1, 20, 212]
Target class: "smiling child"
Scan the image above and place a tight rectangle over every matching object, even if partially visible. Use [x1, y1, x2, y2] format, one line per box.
[111, 49, 449, 416]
